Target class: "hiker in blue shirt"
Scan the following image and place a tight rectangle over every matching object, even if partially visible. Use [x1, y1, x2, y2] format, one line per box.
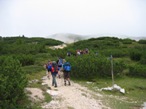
[63, 62, 71, 86]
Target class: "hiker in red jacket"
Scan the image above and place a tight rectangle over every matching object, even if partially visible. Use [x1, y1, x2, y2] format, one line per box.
[48, 61, 58, 87]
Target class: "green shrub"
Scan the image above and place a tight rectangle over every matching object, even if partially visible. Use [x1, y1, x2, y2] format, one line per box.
[0, 57, 27, 108]
[128, 64, 146, 77]
[66, 54, 125, 80]
[14, 54, 35, 66]
[0, 36, 63, 55]
[138, 40, 146, 44]
[130, 50, 142, 61]
[113, 59, 126, 76]
[140, 51, 146, 64]
[101, 49, 128, 57]
[22, 65, 44, 74]
[122, 38, 134, 44]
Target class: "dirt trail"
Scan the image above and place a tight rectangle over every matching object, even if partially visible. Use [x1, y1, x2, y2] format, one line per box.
[41, 72, 110, 109]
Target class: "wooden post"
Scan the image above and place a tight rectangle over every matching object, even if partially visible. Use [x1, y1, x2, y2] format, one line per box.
[111, 55, 114, 86]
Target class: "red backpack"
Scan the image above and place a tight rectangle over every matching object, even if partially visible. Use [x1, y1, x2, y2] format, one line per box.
[51, 62, 58, 73]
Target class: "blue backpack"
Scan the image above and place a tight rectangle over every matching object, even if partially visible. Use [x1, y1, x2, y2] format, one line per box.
[47, 64, 52, 72]
[64, 62, 71, 71]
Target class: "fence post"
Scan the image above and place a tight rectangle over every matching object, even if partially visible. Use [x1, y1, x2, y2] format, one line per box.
[110, 55, 114, 86]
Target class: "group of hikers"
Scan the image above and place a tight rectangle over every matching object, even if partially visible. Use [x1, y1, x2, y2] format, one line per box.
[44, 48, 89, 87]
[67, 48, 89, 57]
[44, 57, 71, 87]
[76, 48, 89, 55]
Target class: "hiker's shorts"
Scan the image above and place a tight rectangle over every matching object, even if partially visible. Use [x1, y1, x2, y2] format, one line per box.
[63, 71, 70, 79]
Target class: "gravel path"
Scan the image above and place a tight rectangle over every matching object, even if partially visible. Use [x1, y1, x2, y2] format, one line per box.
[41, 72, 110, 109]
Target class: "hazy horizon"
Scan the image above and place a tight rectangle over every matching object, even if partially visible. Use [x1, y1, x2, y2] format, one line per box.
[0, 32, 145, 43]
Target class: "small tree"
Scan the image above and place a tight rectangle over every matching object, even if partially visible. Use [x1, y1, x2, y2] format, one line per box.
[0, 57, 27, 108]
[130, 50, 142, 61]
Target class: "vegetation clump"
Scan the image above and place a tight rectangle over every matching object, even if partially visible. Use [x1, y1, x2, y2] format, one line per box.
[0, 57, 27, 108]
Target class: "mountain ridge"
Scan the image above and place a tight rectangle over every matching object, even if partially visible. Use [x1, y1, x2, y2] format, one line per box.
[46, 33, 146, 43]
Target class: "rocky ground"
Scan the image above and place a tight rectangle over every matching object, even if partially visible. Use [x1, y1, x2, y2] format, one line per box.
[26, 71, 110, 109]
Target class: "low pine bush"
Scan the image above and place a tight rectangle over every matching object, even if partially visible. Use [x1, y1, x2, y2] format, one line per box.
[66, 54, 125, 80]
[0, 57, 27, 108]
[128, 64, 146, 77]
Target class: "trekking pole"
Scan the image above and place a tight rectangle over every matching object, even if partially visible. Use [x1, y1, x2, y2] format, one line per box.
[110, 55, 114, 86]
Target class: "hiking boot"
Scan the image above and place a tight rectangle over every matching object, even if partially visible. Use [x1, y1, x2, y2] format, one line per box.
[54, 85, 57, 87]
[69, 82, 71, 86]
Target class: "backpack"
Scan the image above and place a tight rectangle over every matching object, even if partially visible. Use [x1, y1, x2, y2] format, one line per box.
[51, 61, 58, 72]
[63, 62, 71, 72]
[47, 64, 52, 71]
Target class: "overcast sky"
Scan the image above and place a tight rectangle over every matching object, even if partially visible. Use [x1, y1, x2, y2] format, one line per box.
[0, 0, 146, 38]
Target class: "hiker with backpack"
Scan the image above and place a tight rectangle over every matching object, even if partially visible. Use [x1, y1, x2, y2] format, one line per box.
[44, 60, 52, 79]
[48, 61, 58, 87]
[57, 57, 63, 78]
[63, 62, 71, 86]
[67, 51, 71, 56]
